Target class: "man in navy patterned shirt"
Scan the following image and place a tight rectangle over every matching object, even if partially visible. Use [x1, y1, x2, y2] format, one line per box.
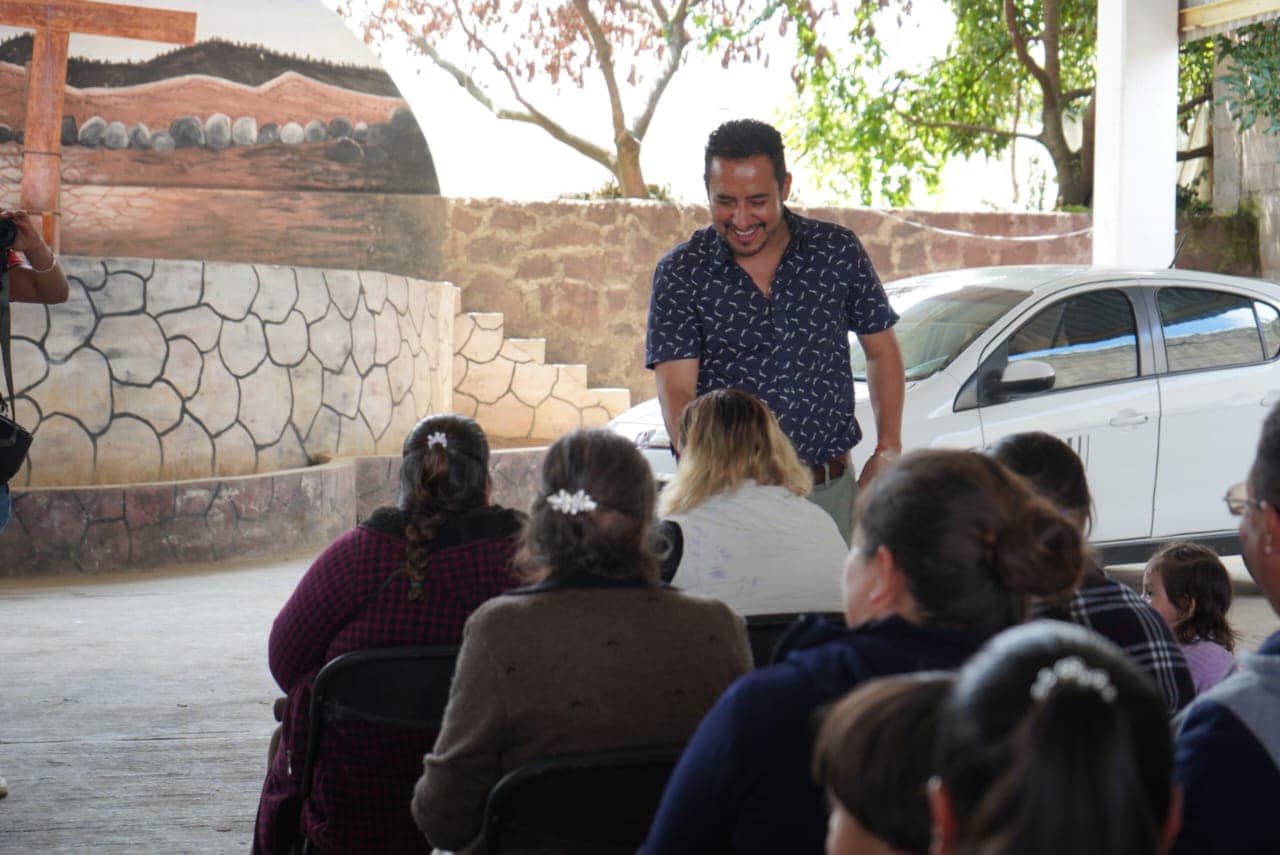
[645, 120, 904, 540]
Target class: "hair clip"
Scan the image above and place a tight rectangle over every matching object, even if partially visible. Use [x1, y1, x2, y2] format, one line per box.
[1030, 655, 1117, 703]
[426, 432, 448, 450]
[546, 488, 598, 515]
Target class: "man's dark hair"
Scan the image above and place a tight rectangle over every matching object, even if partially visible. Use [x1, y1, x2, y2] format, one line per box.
[703, 119, 787, 188]
[1251, 403, 1280, 507]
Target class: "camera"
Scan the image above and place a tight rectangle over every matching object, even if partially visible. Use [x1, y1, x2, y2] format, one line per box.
[0, 217, 15, 252]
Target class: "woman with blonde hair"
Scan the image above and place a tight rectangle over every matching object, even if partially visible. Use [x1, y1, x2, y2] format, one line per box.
[654, 388, 849, 615]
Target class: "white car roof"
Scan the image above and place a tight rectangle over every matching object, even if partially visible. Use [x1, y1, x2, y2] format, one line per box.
[888, 265, 1280, 300]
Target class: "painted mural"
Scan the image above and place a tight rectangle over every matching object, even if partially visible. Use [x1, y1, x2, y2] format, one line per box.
[0, 1, 438, 194]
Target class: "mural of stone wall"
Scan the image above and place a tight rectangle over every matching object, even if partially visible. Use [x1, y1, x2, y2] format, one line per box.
[454, 311, 631, 440]
[7, 257, 457, 489]
[0, 448, 545, 578]
[437, 200, 1096, 401]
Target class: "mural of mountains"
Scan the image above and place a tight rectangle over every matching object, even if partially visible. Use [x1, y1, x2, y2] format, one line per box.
[0, 35, 399, 95]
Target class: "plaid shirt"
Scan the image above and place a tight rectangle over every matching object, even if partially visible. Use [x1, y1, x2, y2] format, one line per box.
[253, 505, 524, 854]
[1033, 565, 1195, 716]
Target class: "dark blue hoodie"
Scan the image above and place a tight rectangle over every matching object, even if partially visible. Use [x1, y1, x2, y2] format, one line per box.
[639, 614, 984, 854]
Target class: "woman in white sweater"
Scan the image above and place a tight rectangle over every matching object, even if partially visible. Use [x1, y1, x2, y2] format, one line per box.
[654, 389, 850, 616]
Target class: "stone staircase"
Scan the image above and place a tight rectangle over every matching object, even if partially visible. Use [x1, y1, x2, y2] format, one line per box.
[454, 311, 631, 441]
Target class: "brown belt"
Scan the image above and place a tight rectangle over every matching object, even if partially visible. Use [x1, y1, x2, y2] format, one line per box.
[811, 452, 849, 486]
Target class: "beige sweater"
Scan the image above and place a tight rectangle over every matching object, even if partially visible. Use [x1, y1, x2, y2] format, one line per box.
[411, 581, 752, 853]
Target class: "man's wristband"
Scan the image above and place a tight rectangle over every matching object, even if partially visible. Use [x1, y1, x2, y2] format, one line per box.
[873, 443, 901, 462]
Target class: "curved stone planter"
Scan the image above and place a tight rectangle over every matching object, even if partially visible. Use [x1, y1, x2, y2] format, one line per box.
[0, 448, 545, 578]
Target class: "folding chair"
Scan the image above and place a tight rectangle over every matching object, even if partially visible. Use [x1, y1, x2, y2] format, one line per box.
[298, 645, 459, 853]
[482, 746, 685, 855]
[745, 612, 845, 667]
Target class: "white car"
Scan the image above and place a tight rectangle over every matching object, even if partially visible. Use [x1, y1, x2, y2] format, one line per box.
[615, 265, 1280, 564]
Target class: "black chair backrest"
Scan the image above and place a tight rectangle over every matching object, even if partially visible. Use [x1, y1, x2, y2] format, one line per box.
[299, 645, 458, 803]
[745, 612, 845, 668]
[482, 746, 684, 855]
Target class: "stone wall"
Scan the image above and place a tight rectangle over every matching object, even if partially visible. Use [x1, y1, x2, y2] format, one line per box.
[8, 257, 457, 489]
[1213, 70, 1280, 278]
[437, 200, 1094, 400]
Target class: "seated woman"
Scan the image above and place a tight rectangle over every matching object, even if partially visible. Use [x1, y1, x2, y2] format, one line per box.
[812, 673, 952, 855]
[930, 621, 1180, 855]
[411, 428, 752, 854]
[252, 414, 524, 855]
[988, 431, 1195, 715]
[654, 388, 850, 615]
[640, 450, 1085, 855]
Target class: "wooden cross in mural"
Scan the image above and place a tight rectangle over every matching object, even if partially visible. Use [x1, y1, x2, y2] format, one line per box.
[0, 1, 197, 250]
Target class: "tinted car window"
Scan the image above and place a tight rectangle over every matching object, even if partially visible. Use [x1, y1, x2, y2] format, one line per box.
[850, 286, 1024, 381]
[1157, 288, 1263, 372]
[1256, 300, 1280, 360]
[1006, 289, 1139, 390]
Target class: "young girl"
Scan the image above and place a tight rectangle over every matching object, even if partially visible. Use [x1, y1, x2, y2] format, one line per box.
[1142, 541, 1237, 694]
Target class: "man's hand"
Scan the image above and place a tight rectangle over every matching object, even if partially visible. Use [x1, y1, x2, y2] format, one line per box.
[856, 328, 905, 488]
[857, 447, 898, 488]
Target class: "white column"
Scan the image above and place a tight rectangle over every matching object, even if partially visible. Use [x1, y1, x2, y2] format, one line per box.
[1093, 0, 1180, 267]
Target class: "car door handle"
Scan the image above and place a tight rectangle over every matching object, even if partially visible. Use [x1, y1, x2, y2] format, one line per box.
[1264, 392, 1280, 408]
[1109, 411, 1149, 427]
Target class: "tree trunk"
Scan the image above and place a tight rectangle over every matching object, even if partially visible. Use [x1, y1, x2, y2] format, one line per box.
[615, 130, 648, 198]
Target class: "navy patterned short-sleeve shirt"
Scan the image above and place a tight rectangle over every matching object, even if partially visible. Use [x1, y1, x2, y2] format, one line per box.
[646, 209, 897, 465]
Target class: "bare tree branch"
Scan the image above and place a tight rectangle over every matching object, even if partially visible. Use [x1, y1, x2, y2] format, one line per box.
[1002, 0, 1054, 100]
[634, 0, 691, 139]
[1179, 91, 1212, 114]
[1177, 143, 1213, 161]
[897, 108, 1044, 145]
[410, 33, 615, 170]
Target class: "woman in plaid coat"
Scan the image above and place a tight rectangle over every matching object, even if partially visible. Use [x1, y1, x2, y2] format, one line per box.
[252, 414, 524, 854]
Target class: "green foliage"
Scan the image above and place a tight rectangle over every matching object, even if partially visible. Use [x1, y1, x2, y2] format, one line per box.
[740, 0, 1219, 209]
[770, 0, 1098, 207]
[1216, 21, 1280, 138]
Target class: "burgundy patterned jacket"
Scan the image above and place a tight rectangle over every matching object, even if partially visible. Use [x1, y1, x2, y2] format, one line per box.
[252, 504, 524, 854]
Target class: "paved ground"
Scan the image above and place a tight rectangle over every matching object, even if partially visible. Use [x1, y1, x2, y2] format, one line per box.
[1, 554, 1276, 853]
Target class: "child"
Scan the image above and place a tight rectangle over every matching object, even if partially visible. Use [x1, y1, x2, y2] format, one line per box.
[811, 673, 952, 855]
[1142, 541, 1237, 694]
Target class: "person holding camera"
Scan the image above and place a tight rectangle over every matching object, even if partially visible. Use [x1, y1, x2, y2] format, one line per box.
[0, 209, 67, 537]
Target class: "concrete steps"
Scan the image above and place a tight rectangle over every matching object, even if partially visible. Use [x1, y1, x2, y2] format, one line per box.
[453, 311, 631, 440]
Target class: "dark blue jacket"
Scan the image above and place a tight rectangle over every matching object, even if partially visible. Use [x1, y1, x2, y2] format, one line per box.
[639, 614, 984, 854]
[1173, 630, 1280, 855]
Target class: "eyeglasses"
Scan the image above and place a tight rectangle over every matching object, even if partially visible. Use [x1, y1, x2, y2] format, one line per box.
[1224, 482, 1269, 517]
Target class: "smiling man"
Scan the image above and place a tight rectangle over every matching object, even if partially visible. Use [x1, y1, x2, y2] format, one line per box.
[645, 119, 905, 541]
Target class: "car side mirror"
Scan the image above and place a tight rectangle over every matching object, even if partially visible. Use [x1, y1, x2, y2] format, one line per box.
[995, 359, 1056, 396]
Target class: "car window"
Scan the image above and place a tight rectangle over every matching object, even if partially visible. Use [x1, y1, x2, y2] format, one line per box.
[849, 286, 1024, 381]
[1256, 300, 1280, 359]
[1157, 288, 1264, 372]
[1005, 289, 1139, 391]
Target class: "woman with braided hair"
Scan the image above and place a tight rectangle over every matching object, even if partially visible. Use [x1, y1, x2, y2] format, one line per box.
[253, 414, 524, 855]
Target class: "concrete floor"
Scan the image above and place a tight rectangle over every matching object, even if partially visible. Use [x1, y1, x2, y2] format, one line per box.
[1, 554, 1276, 853]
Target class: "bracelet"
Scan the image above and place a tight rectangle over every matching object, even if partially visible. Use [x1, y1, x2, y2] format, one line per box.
[29, 253, 57, 274]
[874, 443, 902, 462]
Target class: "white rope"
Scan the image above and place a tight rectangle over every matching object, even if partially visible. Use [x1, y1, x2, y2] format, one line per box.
[877, 209, 1094, 243]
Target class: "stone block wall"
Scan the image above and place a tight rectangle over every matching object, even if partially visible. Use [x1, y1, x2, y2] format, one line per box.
[1213, 70, 1280, 279]
[8, 257, 457, 489]
[438, 200, 1094, 400]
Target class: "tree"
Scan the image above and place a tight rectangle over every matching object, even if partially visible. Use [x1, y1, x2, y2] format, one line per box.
[742, 0, 1213, 209]
[338, 0, 770, 199]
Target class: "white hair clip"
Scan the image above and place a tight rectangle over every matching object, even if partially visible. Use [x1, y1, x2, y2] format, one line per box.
[546, 488, 598, 515]
[1030, 655, 1117, 703]
[426, 432, 448, 450]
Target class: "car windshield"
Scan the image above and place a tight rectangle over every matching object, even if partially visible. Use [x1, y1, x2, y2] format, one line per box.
[851, 284, 1026, 381]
